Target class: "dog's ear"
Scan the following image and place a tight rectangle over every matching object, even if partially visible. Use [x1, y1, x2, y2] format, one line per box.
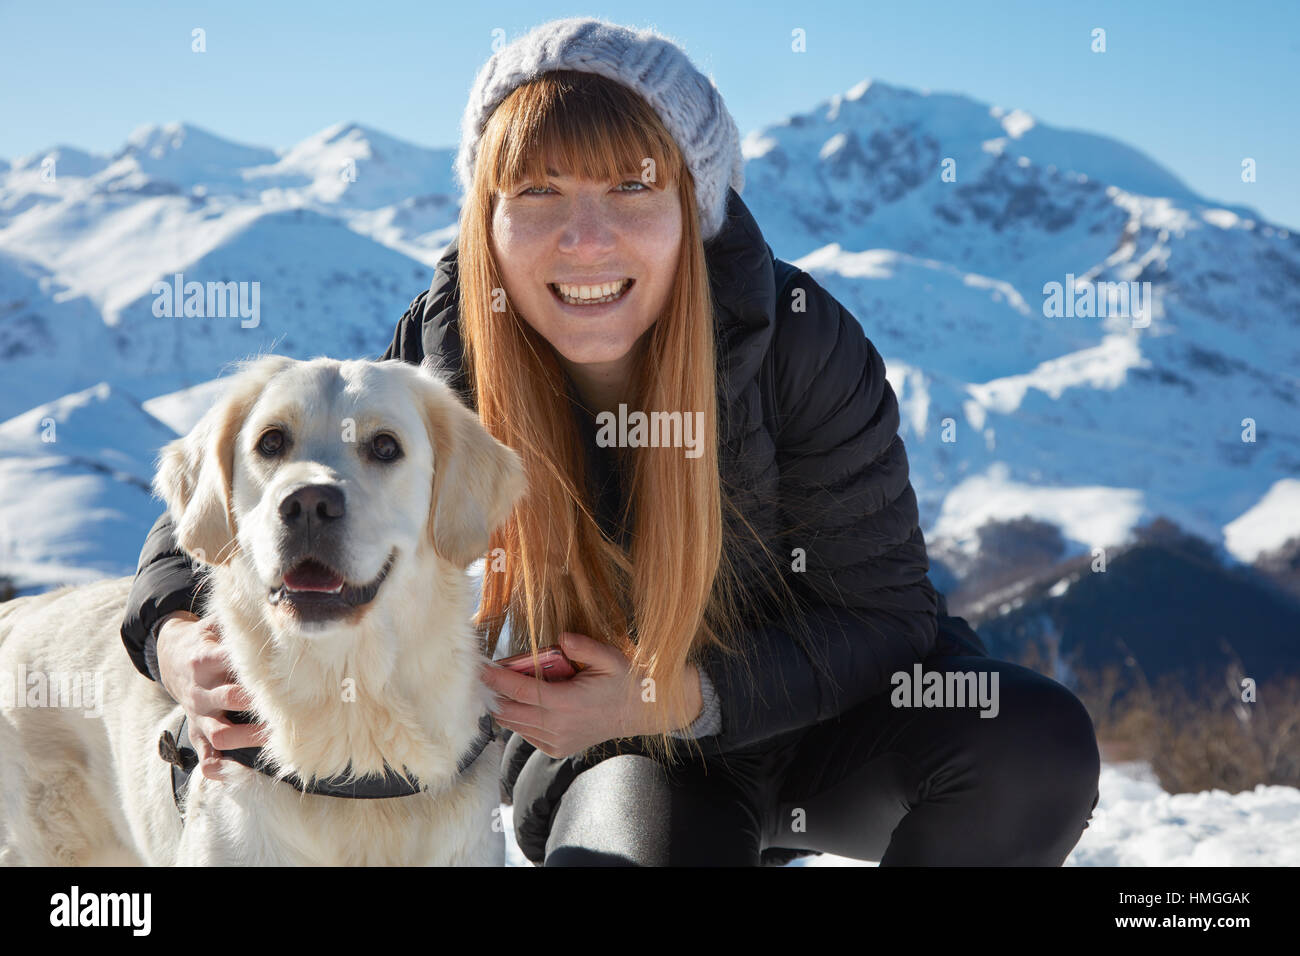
[154, 355, 294, 565]
[420, 376, 527, 569]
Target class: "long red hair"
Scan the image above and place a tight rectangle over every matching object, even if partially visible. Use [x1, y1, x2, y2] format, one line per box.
[457, 70, 799, 761]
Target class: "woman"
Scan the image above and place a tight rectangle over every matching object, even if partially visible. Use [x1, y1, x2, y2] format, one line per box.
[120, 17, 1100, 865]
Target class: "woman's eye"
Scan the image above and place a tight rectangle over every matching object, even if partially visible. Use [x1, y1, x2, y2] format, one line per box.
[257, 429, 285, 457]
[371, 433, 402, 461]
[519, 181, 647, 195]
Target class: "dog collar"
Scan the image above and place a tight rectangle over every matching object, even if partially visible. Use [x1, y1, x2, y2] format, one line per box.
[159, 712, 496, 813]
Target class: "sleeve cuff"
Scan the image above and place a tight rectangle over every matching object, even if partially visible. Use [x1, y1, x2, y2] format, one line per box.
[143, 618, 172, 691]
[669, 667, 722, 739]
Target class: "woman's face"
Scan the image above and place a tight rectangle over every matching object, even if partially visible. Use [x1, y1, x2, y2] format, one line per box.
[490, 165, 682, 393]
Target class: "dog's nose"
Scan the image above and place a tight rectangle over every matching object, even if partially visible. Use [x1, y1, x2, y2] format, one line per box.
[279, 484, 346, 525]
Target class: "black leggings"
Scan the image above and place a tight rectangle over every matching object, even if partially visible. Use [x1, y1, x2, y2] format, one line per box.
[543, 654, 1102, 866]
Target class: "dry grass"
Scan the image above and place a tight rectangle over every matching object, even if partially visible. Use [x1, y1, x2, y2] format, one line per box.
[1013, 642, 1300, 794]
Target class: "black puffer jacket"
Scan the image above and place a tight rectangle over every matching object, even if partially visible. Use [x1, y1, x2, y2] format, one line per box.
[381, 187, 987, 861]
[119, 187, 987, 863]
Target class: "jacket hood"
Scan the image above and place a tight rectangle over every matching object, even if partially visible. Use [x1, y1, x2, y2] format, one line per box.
[418, 187, 778, 405]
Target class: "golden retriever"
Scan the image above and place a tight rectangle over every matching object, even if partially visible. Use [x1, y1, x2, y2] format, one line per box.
[0, 355, 526, 865]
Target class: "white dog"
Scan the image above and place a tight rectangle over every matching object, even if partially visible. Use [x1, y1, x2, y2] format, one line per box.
[0, 355, 526, 865]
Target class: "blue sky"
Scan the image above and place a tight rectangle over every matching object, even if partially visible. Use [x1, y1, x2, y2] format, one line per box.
[3, 0, 1298, 227]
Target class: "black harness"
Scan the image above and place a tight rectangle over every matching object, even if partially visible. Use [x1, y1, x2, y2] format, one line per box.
[158, 710, 496, 816]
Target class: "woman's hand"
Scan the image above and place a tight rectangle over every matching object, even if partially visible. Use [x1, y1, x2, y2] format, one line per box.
[481, 631, 702, 758]
[155, 611, 269, 781]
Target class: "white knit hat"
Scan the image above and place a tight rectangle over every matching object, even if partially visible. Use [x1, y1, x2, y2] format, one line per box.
[454, 16, 745, 241]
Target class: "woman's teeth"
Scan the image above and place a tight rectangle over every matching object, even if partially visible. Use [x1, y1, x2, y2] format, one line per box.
[551, 279, 633, 305]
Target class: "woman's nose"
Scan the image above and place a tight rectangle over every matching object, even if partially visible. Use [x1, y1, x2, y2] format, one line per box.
[557, 199, 618, 251]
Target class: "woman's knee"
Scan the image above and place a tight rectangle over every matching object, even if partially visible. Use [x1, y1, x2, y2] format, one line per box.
[923, 658, 1099, 802]
[975, 662, 1101, 812]
[543, 755, 672, 866]
[932, 661, 1101, 862]
[542, 752, 763, 866]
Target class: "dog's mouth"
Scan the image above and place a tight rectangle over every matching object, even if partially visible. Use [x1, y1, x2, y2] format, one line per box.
[268, 549, 397, 622]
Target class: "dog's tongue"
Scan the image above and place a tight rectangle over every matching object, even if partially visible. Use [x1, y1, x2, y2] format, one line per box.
[283, 559, 344, 592]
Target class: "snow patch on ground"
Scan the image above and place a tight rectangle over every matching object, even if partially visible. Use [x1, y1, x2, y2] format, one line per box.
[1067, 762, 1300, 866]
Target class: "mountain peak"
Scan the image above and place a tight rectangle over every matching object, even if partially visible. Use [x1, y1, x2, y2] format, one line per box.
[9, 144, 110, 177]
[298, 122, 440, 159]
[841, 78, 917, 101]
[317, 121, 373, 142]
[122, 121, 196, 154]
[751, 78, 1202, 209]
[118, 121, 273, 162]
[844, 78, 873, 100]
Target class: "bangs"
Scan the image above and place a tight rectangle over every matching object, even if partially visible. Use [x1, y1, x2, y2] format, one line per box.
[484, 70, 686, 194]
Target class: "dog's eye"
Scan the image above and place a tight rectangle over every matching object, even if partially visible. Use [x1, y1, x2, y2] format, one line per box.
[370, 433, 402, 462]
[257, 429, 286, 457]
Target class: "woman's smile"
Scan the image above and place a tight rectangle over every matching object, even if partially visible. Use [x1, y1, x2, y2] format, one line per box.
[490, 166, 681, 392]
[548, 278, 636, 310]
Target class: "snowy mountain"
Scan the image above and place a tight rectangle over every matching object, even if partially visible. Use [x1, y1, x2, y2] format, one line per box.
[102, 122, 281, 196]
[967, 520, 1300, 688]
[1, 80, 1298, 604]
[738, 81, 1299, 573]
[103, 206, 430, 396]
[0, 382, 178, 586]
[242, 121, 460, 209]
[0, 251, 118, 422]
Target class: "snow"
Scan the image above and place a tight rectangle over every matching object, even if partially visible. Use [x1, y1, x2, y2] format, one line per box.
[844, 79, 872, 101]
[734, 78, 1295, 562]
[141, 378, 233, 437]
[111, 122, 280, 194]
[1107, 188, 1198, 235]
[967, 332, 1149, 412]
[818, 132, 850, 161]
[0, 251, 118, 422]
[930, 461, 1146, 558]
[0, 383, 177, 590]
[1065, 762, 1300, 866]
[0, 122, 458, 328]
[1000, 108, 1036, 139]
[9, 145, 110, 179]
[1223, 478, 1300, 562]
[1201, 208, 1240, 229]
[496, 762, 1300, 866]
[740, 132, 780, 161]
[242, 122, 458, 210]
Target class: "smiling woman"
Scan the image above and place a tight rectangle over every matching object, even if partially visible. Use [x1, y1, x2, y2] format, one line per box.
[455, 66, 763, 755]
[406, 16, 1095, 868]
